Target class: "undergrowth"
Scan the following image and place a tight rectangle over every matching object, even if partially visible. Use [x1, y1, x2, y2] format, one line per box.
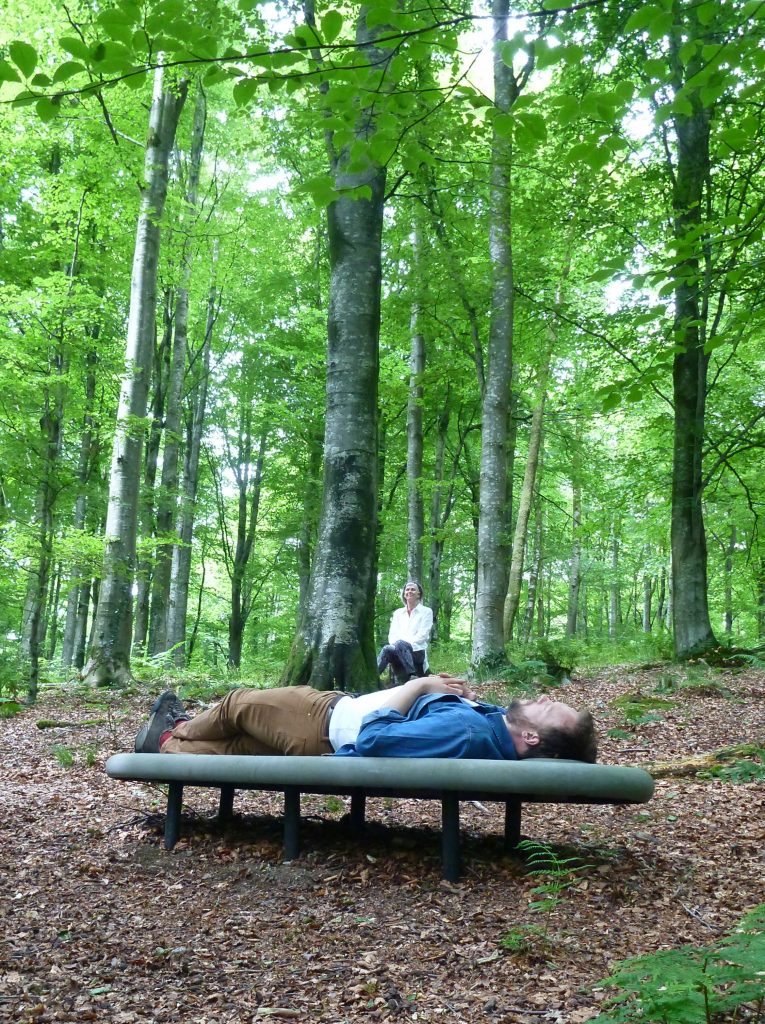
[591, 903, 765, 1023]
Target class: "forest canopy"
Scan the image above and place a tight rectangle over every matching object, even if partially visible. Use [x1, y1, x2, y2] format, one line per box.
[1, 0, 764, 695]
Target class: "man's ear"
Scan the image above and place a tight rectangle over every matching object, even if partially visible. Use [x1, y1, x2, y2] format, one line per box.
[521, 729, 540, 747]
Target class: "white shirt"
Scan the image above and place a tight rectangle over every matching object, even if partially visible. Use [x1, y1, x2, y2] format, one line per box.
[388, 603, 433, 651]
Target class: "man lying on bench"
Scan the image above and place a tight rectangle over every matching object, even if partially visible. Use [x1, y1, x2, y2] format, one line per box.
[134, 677, 598, 763]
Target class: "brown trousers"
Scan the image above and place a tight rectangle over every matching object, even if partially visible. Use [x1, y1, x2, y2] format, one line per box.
[160, 686, 341, 756]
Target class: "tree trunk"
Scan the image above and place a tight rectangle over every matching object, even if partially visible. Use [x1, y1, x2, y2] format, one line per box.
[668, 14, 716, 660]
[724, 525, 736, 636]
[522, 499, 543, 644]
[225, 425, 268, 669]
[406, 215, 426, 585]
[61, 346, 98, 668]
[282, 9, 390, 691]
[82, 69, 187, 687]
[296, 426, 323, 622]
[149, 84, 207, 656]
[566, 417, 583, 637]
[472, 0, 521, 671]
[609, 523, 620, 639]
[503, 345, 550, 640]
[132, 293, 172, 654]
[643, 573, 653, 633]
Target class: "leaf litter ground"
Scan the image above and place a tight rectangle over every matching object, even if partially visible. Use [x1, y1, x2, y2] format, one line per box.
[1, 666, 764, 1023]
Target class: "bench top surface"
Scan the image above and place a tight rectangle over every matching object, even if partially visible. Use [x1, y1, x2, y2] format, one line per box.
[106, 753, 654, 804]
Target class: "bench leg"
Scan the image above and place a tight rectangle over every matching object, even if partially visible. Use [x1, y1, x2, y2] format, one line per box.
[219, 785, 235, 824]
[504, 799, 521, 853]
[441, 794, 461, 882]
[283, 786, 301, 860]
[165, 782, 184, 850]
[349, 790, 366, 831]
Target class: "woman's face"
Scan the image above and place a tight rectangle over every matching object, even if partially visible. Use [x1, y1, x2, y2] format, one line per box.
[403, 585, 421, 607]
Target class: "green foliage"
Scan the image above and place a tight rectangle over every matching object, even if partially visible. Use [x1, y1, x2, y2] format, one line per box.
[653, 666, 732, 698]
[519, 839, 593, 925]
[591, 904, 765, 1024]
[499, 922, 548, 954]
[699, 746, 765, 785]
[51, 744, 74, 768]
[0, 700, 23, 719]
[610, 692, 676, 723]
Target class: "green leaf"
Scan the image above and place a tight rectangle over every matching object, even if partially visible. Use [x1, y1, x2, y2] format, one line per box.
[516, 111, 546, 142]
[321, 10, 343, 44]
[36, 96, 61, 122]
[9, 40, 37, 79]
[11, 89, 37, 107]
[718, 127, 749, 151]
[0, 60, 22, 84]
[233, 77, 259, 107]
[31, 73, 52, 87]
[601, 391, 622, 412]
[59, 36, 92, 62]
[493, 112, 514, 137]
[648, 11, 675, 39]
[625, 5, 662, 32]
[697, 1, 716, 24]
[51, 61, 86, 84]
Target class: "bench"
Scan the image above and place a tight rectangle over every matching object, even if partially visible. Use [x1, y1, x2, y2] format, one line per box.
[105, 753, 654, 881]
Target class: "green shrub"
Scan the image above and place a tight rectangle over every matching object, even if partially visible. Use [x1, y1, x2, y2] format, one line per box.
[52, 744, 75, 768]
[0, 700, 23, 719]
[592, 903, 765, 1023]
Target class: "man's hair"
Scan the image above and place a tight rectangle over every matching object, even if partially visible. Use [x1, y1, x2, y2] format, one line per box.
[401, 581, 424, 601]
[526, 710, 598, 763]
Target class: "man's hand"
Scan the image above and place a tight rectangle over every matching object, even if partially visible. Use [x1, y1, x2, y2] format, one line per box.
[376, 674, 478, 714]
[424, 673, 478, 702]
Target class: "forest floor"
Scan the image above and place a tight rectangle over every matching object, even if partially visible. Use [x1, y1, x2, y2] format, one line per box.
[1, 664, 764, 1024]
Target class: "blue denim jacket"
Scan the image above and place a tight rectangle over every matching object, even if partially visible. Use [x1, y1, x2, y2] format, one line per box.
[333, 692, 518, 760]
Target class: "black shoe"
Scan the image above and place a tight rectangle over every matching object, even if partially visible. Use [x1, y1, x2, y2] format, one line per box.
[134, 691, 189, 753]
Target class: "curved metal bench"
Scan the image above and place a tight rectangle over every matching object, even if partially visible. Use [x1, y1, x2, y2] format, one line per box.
[106, 753, 654, 880]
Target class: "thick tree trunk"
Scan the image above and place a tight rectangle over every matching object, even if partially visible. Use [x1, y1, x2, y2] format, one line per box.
[149, 84, 206, 656]
[669, 17, 716, 660]
[406, 216, 426, 585]
[282, 10, 390, 690]
[82, 69, 187, 687]
[472, 0, 519, 671]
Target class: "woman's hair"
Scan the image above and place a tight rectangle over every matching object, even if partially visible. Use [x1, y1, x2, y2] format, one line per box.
[401, 581, 424, 601]
[527, 711, 598, 763]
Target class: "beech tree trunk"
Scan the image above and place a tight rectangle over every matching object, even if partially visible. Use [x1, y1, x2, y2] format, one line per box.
[282, 8, 391, 690]
[472, 0, 523, 671]
[166, 268, 217, 665]
[132, 295, 171, 653]
[406, 216, 426, 585]
[503, 346, 550, 641]
[566, 415, 583, 637]
[82, 69, 187, 687]
[61, 346, 98, 669]
[668, 14, 716, 660]
[149, 84, 207, 656]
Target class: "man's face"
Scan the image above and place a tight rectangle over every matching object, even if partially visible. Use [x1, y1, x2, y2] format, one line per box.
[403, 585, 420, 606]
[506, 694, 579, 735]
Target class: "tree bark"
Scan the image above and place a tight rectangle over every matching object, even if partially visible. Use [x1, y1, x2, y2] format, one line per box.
[472, 0, 521, 671]
[82, 68, 187, 686]
[149, 83, 207, 656]
[668, 12, 716, 660]
[503, 345, 551, 641]
[166, 265, 217, 665]
[282, 8, 390, 690]
[406, 215, 426, 585]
